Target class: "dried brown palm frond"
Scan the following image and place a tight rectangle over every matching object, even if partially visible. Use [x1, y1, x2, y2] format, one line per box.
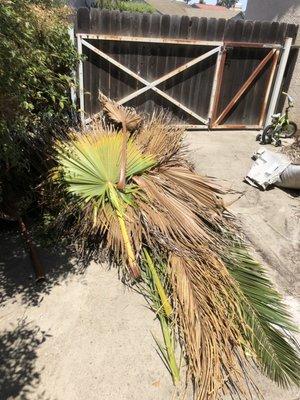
[133, 168, 225, 255]
[99, 92, 142, 132]
[99, 93, 143, 190]
[131, 167, 256, 399]
[170, 256, 253, 400]
[134, 111, 184, 165]
[281, 131, 300, 163]
[50, 100, 300, 400]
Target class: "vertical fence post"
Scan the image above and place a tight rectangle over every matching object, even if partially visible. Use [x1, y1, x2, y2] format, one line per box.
[77, 34, 85, 129]
[208, 46, 224, 127]
[265, 37, 293, 127]
[209, 47, 227, 129]
[258, 49, 280, 127]
[68, 27, 78, 124]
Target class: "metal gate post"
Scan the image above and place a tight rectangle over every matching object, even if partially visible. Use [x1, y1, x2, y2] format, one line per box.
[265, 37, 293, 127]
[68, 27, 78, 124]
[77, 34, 85, 128]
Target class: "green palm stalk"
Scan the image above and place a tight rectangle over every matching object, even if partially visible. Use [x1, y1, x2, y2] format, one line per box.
[108, 182, 140, 278]
[143, 249, 172, 317]
[141, 250, 180, 384]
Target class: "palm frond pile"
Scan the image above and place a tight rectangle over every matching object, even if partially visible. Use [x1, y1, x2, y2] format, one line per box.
[281, 131, 300, 163]
[49, 98, 300, 399]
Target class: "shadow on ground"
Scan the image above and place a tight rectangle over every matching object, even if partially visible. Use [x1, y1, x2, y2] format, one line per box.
[0, 319, 49, 400]
[279, 187, 300, 199]
[0, 222, 85, 307]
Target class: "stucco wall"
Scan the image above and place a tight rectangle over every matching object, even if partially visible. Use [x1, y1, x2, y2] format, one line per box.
[246, 0, 300, 24]
[245, 0, 300, 126]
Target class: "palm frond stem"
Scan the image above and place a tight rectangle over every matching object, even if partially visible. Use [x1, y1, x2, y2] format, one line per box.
[143, 248, 173, 317]
[117, 124, 128, 190]
[108, 183, 140, 278]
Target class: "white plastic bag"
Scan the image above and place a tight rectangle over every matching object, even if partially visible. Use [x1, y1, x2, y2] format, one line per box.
[277, 164, 300, 189]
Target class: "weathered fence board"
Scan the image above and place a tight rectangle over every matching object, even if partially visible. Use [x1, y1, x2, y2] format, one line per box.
[76, 9, 298, 129]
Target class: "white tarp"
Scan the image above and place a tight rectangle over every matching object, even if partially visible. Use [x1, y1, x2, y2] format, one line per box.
[245, 148, 300, 190]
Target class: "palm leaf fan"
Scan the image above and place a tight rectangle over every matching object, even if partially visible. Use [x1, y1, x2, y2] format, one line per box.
[52, 130, 155, 278]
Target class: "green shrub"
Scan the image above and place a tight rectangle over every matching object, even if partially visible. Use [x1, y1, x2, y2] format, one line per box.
[91, 0, 155, 13]
[0, 0, 78, 215]
[116, 1, 155, 13]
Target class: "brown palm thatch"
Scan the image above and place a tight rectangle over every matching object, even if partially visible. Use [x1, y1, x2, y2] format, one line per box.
[48, 98, 300, 400]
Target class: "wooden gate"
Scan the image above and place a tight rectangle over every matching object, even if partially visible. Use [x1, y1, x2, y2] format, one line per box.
[76, 9, 298, 130]
[210, 45, 280, 129]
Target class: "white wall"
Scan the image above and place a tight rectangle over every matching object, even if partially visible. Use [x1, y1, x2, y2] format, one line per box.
[245, 0, 300, 126]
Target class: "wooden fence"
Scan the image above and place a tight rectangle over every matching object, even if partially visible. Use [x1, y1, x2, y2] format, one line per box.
[75, 9, 298, 129]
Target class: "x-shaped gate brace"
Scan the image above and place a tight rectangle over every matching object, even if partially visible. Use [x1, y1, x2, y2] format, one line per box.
[76, 33, 286, 130]
[82, 39, 221, 125]
[77, 34, 224, 128]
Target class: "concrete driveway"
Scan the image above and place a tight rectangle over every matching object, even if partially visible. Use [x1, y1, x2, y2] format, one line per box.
[0, 130, 299, 400]
[186, 130, 300, 400]
[186, 130, 300, 299]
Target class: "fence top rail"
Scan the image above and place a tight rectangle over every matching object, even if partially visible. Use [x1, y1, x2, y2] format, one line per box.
[224, 41, 282, 49]
[77, 33, 222, 46]
[76, 8, 298, 46]
[77, 33, 284, 48]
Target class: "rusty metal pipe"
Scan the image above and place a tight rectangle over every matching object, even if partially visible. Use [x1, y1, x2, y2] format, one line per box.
[17, 217, 45, 282]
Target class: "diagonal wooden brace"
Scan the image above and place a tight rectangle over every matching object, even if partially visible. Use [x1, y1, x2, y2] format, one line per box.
[81, 39, 220, 125]
[118, 46, 221, 106]
[213, 49, 276, 126]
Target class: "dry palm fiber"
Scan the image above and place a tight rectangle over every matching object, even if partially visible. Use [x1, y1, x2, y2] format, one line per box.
[281, 132, 300, 163]
[49, 99, 300, 400]
[99, 93, 142, 132]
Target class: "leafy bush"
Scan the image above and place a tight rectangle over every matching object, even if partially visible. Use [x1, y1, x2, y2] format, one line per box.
[0, 0, 78, 216]
[217, 0, 238, 8]
[91, 0, 155, 13]
[115, 1, 155, 13]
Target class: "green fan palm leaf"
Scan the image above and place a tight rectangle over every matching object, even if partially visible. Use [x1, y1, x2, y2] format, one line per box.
[53, 131, 156, 278]
[55, 133, 155, 203]
[225, 246, 300, 388]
